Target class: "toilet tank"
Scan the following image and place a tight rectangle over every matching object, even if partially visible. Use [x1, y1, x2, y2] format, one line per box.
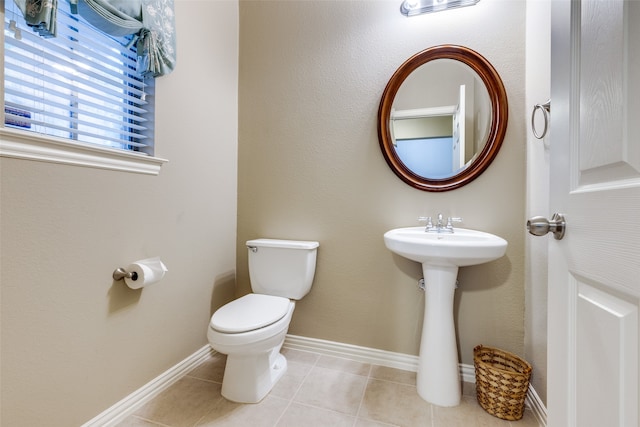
[246, 239, 319, 300]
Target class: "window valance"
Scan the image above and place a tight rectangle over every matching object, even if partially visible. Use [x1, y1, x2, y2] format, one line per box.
[11, 0, 176, 77]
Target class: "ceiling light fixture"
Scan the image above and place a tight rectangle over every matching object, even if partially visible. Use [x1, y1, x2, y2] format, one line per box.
[400, 0, 480, 16]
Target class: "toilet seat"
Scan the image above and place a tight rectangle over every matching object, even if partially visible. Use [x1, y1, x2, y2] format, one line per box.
[211, 293, 290, 333]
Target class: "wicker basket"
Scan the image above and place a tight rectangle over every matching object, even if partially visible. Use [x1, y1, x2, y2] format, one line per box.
[473, 345, 532, 421]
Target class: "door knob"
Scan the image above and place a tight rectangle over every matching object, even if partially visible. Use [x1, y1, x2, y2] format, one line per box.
[527, 213, 566, 240]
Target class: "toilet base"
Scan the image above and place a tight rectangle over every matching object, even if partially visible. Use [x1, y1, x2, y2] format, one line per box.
[221, 347, 288, 403]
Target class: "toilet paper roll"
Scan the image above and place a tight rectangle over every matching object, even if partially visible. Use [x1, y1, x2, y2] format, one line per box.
[124, 257, 168, 289]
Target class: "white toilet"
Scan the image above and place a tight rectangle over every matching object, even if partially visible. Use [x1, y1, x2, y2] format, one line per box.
[207, 238, 319, 403]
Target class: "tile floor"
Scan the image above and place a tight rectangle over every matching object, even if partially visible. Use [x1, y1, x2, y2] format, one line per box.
[116, 348, 541, 427]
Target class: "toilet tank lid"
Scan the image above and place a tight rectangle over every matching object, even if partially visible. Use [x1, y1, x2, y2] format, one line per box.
[246, 239, 319, 249]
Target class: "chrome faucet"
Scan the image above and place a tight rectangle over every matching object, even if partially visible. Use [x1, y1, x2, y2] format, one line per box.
[418, 214, 463, 233]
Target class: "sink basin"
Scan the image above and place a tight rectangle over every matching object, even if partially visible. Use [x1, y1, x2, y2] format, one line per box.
[383, 226, 507, 407]
[383, 226, 507, 267]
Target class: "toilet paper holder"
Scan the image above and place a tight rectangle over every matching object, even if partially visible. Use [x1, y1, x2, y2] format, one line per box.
[112, 267, 138, 281]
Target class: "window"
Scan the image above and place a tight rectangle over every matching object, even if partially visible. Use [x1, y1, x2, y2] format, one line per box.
[1, 0, 166, 174]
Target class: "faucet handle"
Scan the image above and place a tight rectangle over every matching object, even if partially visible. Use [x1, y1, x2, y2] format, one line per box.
[418, 216, 434, 230]
[446, 216, 463, 230]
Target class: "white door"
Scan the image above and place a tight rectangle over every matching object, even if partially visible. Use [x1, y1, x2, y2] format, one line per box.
[546, 1, 640, 426]
[452, 84, 466, 172]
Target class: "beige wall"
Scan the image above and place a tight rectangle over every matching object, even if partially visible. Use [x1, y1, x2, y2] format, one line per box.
[0, 1, 238, 425]
[238, 0, 526, 363]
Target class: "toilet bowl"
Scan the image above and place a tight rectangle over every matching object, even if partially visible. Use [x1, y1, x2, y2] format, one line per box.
[207, 239, 319, 403]
[207, 294, 295, 403]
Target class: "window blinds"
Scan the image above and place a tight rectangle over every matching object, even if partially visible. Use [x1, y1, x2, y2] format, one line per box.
[3, 1, 153, 153]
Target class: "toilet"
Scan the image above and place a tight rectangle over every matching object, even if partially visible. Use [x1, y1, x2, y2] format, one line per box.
[207, 238, 319, 403]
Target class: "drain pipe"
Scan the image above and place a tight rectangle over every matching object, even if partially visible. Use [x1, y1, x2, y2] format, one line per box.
[418, 278, 459, 290]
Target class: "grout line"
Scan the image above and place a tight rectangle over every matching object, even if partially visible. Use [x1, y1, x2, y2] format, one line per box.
[129, 415, 174, 427]
[183, 375, 223, 385]
[367, 375, 418, 387]
[289, 362, 313, 402]
[352, 375, 369, 424]
[191, 412, 208, 427]
[283, 401, 359, 422]
[272, 352, 319, 426]
[430, 403, 435, 427]
[272, 398, 293, 427]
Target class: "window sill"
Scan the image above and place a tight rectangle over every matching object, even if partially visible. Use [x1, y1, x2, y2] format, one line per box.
[0, 128, 168, 175]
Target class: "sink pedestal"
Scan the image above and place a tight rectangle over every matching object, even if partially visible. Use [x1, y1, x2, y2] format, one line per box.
[417, 264, 461, 407]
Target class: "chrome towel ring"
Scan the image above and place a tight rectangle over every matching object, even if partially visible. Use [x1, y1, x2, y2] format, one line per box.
[531, 100, 551, 139]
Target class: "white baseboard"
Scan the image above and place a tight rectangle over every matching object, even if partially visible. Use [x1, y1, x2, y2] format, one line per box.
[80, 345, 214, 427]
[284, 334, 547, 426]
[82, 335, 547, 427]
[283, 334, 421, 372]
[525, 383, 548, 427]
[285, 334, 477, 384]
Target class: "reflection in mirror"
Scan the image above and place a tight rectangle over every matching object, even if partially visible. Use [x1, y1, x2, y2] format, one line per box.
[378, 45, 508, 192]
[391, 59, 491, 179]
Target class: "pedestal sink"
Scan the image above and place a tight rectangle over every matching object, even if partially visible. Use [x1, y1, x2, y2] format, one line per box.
[383, 226, 507, 407]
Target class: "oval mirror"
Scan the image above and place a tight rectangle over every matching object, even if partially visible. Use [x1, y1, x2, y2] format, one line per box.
[378, 45, 508, 192]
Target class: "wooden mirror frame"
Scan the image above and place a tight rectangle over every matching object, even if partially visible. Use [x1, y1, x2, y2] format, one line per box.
[378, 45, 508, 192]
